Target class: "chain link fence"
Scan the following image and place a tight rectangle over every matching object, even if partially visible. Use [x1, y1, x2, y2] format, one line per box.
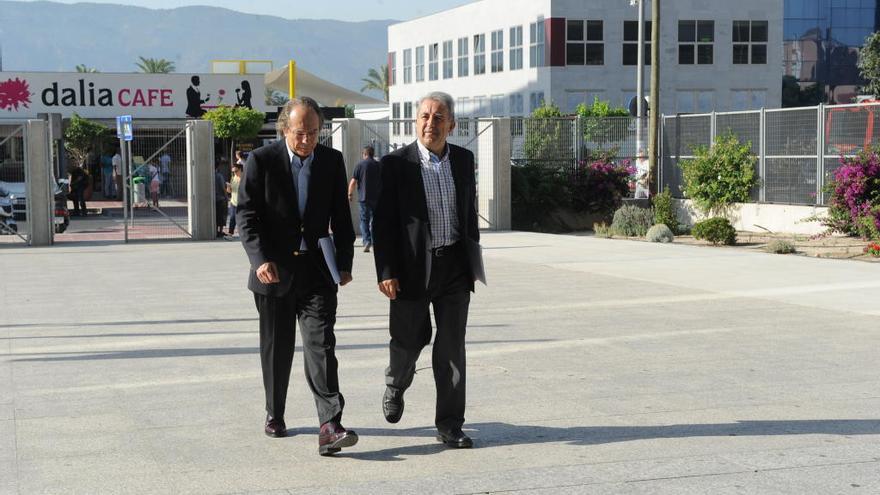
[661, 102, 880, 206]
[0, 122, 29, 244]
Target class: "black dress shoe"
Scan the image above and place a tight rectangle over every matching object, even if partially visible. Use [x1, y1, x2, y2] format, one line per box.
[318, 421, 359, 456]
[264, 415, 287, 438]
[382, 386, 404, 423]
[437, 428, 473, 448]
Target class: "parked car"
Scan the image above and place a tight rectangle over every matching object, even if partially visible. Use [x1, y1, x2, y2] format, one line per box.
[0, 179, 70, 234]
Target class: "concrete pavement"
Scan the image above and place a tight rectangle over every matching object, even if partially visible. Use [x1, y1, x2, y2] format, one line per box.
[1, 232, 879, 494]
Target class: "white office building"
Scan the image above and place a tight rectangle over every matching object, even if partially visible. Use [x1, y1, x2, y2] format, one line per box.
[387, 0, 783, 120]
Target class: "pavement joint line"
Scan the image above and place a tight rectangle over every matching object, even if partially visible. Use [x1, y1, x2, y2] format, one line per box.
[624, 458, 880, 484]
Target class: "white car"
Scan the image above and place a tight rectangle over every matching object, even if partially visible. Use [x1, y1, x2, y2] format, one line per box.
[0, 179, 70, 233]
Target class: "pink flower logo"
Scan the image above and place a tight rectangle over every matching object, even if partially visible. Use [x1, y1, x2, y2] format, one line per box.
[0, 78, 31, 111]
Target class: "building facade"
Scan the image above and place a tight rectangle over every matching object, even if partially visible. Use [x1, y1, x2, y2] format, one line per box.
[783, 0, 879, 105]
[387, 0, 783, 121]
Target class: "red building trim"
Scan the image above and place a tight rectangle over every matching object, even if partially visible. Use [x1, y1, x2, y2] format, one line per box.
[547, 17, 566, 67]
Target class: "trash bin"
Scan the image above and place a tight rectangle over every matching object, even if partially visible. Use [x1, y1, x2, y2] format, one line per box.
[132, 177, 146, 206]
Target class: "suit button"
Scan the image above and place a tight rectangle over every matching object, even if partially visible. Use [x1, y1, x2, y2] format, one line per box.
[300, 226, 305, 232]
[293, 251, 300, 256]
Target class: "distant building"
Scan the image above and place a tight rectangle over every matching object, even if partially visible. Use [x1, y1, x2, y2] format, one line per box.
[387, 0, 783, 122]
[783, 0, 879, 104]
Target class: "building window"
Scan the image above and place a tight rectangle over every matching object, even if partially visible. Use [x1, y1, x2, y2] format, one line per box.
[415, 46, 425, 82]
[428, 43, 439, 81]
[491, 30, 504, 73]
[622, 21, 651, 66]
[403, 101, 414, 134]
[490, 94, 505, 115]
[473, 95, 488, 116]
[392, 102, 400, 135]
[676, 90, 714, 113]
[509, 93, 524, 115]
[733, 20, 768, 64]
[679, 20, 714, 64]
[565, 90, 603, 113]
[457, 37, 469, 77]
[731, 89, 767, 110]
[529, 91, 545, 112]
[403, 49, 412, 84]
[529, 20, 545, 68]
[388, 52, 397, 86]
[566, 20, 603, 65]
[509, 25, 523, 70]
[474, 34, 486, 75]
[442, 40, 454, 79]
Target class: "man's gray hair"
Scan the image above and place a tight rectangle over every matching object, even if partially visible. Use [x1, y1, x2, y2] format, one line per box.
[276, 96, 325, 133]
[418, 91, 455, 120]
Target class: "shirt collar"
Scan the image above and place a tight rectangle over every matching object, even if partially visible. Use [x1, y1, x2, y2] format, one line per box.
[416, 140, 449, 165]
[286, 143, 314, 167]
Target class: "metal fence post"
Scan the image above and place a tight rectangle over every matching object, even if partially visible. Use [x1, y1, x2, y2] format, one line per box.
[759, 107, 766, 203]
[816, 103, 825, 205]
[710, 110, 716, 144]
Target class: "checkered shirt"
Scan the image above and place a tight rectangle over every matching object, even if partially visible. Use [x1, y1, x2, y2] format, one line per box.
[417, 140, 460, 249]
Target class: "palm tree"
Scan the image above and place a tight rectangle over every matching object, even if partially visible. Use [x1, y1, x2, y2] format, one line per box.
[135, 56, 176, 74]
[360, 65, 388, 101]
[75, 64, 98, 73]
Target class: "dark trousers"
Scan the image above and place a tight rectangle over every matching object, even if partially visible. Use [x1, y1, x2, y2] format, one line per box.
[254, 270, 343, 425]
[71, 186, 86, 215]
[359, 202, 373, 244]
[386, 245, 471, 432]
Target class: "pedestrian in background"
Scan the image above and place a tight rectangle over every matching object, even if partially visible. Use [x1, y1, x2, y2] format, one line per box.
[226, 162, 242, 236]
[214, 160, 228, 238]
[347, 146, 381, 252]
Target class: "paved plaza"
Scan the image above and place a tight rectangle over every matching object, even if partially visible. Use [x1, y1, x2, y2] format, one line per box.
[1, 232, 879, 494]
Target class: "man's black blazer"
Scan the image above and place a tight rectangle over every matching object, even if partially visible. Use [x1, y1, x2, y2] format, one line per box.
[373, 142, 480, 299]
[237, 140, 354, 296]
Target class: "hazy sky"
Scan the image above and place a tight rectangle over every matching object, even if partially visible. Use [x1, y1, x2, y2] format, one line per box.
[18, 0, 476, 21]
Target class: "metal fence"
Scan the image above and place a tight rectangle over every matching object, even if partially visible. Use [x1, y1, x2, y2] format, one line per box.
[510, 116, 648, 175]
[661, 102, 880, 206]
[0, 121, 29, 244]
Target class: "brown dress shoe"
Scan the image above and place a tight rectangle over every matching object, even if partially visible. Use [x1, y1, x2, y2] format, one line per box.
[318, 421, 358, 456]
[264, 415, 287, 438]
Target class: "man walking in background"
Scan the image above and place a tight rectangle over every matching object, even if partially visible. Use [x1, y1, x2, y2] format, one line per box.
[236, 97, 358, 456]
[347, 146, 381, 252]
[372, 91, 484, 449]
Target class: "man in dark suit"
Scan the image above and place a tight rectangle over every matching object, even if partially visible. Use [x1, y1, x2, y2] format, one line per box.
[372, 91, 482, 449]
[236, 96, 358, 456]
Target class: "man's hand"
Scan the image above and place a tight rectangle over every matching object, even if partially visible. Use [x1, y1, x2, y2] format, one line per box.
[256, 262, 279, 284]
[339, 271, 352, 286]
[378, 278, 400, 300]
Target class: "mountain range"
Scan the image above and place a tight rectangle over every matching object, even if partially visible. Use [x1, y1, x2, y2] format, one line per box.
[0, 1, 395, 98]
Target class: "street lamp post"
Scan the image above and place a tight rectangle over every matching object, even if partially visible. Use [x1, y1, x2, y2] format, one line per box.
[631, 0, 645, 155]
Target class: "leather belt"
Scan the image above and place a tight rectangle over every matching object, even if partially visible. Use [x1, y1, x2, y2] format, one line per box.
[431, 242, 459, 258]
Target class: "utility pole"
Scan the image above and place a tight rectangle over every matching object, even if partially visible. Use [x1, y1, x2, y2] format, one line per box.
[631, 0, 645, 162]
[648, 0, 660, 194]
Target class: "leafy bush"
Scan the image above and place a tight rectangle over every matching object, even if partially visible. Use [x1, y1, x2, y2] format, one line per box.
[865, 241, 880, 257]
[766, 239, 796, 254]
[646, 224, 674, 243]
[821, 149, 880, 240]
[511, 163, 570, 230]
[610, 204, 654, 237]
[575, 97, 631, 149]
[64, 113, 109, 166]
[652, 186, 679, 234]
[692, 217, 737, 245]
[593, 222, 613, 238]
[680, 133, 758, 215]
[570, 158, 635, 215]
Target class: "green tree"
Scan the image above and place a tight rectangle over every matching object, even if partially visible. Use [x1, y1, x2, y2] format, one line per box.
[63, 114, 110, 167]
[135, 56, 176, 74]
[360, 65, 388, 101]
[203, 106, 266, 169]
[680, 133, 758, 216]
[782, 75, 825, 107]
[75, 64, 99, 73]
[858, 31, 880, 97]
[575, 96, 631, 149]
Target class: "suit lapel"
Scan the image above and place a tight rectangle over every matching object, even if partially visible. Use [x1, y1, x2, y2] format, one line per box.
[407, 143, 430, 222]
[275, 139, 300, 221]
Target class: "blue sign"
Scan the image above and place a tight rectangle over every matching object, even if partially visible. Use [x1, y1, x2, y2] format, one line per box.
[116, 115, 133, 142]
